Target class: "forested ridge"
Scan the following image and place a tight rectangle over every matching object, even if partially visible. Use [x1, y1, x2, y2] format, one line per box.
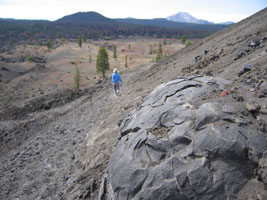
[0, 11, 228, 45]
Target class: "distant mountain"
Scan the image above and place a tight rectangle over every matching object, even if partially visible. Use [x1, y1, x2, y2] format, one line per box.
[55, 11, 118, 25]
[219, 21, 235, 25]
[0, 11, 231, 46]
[0, 18, 16, 21]
[115, 18, 227, 31]
[167, 12, 213, 24]
[0, 18, 50, 24]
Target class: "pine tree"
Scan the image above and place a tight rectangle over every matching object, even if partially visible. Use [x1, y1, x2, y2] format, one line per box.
[125, 55, 128, 67]
[82, 33, 86, 42]
[96, 46, 110, 78]
[182, 34, 186, 45]
[158, 42, 163, 56]
[113, 45, 117, 59]
[78, 36, 82, 48]
[35, 36, 39, 46]
[163, 38, 167, 45]
[46, 39, 51, 50]
[74, 64, 81, 89]
[155, 42, 163, 62]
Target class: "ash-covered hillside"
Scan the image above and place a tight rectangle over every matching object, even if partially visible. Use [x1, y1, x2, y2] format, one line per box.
[100, 8, 267, 200]
[0, 7, 266, 200]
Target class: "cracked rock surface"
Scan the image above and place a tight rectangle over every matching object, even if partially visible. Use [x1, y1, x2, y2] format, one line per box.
[99, 76, 267, 200]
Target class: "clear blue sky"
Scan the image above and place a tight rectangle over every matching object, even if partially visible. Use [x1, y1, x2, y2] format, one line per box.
[0, 0, 266, 23]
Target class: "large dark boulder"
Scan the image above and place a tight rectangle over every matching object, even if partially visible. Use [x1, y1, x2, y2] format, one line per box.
[99, 76, 267, 200]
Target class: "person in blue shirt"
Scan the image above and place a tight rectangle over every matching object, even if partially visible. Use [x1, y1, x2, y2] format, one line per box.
[112, 68, 122, 95]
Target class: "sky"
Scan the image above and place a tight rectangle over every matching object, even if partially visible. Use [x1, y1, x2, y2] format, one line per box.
[0, 0, 266, 23]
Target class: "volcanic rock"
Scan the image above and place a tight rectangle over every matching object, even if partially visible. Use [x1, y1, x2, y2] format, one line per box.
[238, 64, 254, 77]
[99, 76, 267, 200]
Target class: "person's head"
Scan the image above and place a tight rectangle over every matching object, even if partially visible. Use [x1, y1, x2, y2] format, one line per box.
[113, 68, 117, 73]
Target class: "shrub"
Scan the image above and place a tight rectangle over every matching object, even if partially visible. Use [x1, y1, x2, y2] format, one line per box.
[47, 39, 52, 49]
[74, 64, 81, 89]
[182, 35, 186, 44]
[186, 41, 192, 47]
[28, 55, 34, 62]
[125, 55, 128, 67]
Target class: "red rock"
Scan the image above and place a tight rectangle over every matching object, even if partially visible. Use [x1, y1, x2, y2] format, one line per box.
[220, 91, 229, 96]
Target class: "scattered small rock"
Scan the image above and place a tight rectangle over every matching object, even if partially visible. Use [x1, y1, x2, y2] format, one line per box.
[124, 104, 133, 110]
[195, 55, 201, 62]
[238, 64, 254, 77]
[232, 94, 244, 102]
[220, 91, 229, 96]
[233, 51, 245, 60]
[1, 67, 9, 71]
[248, 39, 261, 48]
[246, 102, 261, 117]
[259, 43, 265, 48]
[244, 47, 251, 53]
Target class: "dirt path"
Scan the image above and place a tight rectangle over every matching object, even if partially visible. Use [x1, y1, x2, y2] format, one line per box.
[0, 38, 161, 200]
[0, 61, 153, 200]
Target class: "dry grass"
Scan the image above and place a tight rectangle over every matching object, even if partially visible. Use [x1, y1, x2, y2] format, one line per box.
[3, 38, 184, 94]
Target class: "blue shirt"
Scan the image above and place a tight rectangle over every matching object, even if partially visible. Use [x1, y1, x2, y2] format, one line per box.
[112, 72, 122, 84]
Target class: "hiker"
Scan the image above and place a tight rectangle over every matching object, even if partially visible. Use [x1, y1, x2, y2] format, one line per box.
[112, 68, 122, 95]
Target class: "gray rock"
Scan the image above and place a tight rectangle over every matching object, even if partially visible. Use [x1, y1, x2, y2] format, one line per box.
[99, 76, 267, 200]
[232, 94, 244, 102]
[1, 66, 10, 71]
[244, 47, 252, 52]
[249, 39, 261, 48]
[238, 64, 254, 77]
[33, 56, 46, 63]
[259, 43, 265, 48]
[195, 55, 202, 62]
[204, 49, 209, 55]
[233, 51, 245, 60]
[195, 102, 221, 130]
[259, 81, 267, 95]
[258, 151, 267, 184]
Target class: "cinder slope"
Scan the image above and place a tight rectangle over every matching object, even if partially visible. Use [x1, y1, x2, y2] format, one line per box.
[99, 7, 267, 200]
[0, 8, 266, 200]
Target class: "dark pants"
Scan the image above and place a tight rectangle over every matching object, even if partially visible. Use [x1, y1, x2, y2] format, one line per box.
[114, 83, 120, 94]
